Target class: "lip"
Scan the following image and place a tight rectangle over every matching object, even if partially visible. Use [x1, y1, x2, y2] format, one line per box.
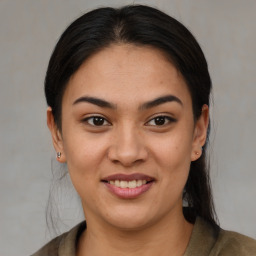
[101, 173, 155, 199]
[102, 173, 155, 182]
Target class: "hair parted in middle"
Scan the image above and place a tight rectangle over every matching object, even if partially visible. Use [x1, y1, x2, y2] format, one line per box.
[45, 4, 218, 229]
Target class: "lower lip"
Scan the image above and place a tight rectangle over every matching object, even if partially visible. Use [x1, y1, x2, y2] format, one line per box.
[104, 182, 154, 199]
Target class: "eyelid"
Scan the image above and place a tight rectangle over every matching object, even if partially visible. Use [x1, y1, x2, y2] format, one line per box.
[82, 115, 111, 126]
[145, 114, 177, 126]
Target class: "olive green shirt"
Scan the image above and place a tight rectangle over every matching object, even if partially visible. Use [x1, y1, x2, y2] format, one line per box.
[31, 218, 256, 255]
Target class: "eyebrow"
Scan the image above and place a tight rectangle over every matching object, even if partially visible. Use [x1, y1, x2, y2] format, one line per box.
[139, 95, 183, 110]
[73, 94, 183, 110]
[73, 96, 116, 109]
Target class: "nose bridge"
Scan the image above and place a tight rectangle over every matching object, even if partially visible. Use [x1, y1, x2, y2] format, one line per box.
[108, 122, 147, 166]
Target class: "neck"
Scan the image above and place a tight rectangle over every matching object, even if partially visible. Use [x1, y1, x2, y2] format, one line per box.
[77, 208, 193, 256]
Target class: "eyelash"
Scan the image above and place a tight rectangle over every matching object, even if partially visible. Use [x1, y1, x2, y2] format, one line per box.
[82, 116, 111, 126]
[146, 115, 177, 126]
[82, 115, 176, 127]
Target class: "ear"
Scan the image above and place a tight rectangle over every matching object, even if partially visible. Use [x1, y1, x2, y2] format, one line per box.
[47, 107, 66, 163]
[191, 104, 209, 161]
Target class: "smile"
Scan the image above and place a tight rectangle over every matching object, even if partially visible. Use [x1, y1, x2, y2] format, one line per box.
[102, 173, 155, 199]
[108, 180, 147, 188]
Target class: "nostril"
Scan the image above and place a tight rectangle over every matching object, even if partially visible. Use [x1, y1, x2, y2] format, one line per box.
[107, 137, 148, 166]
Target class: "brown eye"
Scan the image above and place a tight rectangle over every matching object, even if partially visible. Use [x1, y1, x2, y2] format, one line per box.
[84, 116, 110, 126]
[154, 116, 166, 125]
[146, 115, 176, 126]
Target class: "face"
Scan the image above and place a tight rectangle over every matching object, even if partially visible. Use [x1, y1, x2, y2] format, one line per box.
[48, 44, 208, 231]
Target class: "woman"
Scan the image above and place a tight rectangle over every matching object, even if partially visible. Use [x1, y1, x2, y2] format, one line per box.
[32, 5, 256, 256]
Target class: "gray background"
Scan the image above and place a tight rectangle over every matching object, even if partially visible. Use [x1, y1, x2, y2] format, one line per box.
[0, 0, 255, 255]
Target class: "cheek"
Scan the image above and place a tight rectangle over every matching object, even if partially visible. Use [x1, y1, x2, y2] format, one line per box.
[148, 125, 194, 194]
[154, 135, 193, 198]
[62, 131, 109, 178]
[62, 135, 108, 203]
[150, 130, 194, 167]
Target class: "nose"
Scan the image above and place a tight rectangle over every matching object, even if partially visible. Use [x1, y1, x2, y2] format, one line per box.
[107, 125, 148, 167]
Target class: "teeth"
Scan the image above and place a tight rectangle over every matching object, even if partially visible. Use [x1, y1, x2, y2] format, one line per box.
[129, 180, 136, 188]
[108, 180, 148, 188]
[120, 180, 128, 188]
[137, 180, 142, 186]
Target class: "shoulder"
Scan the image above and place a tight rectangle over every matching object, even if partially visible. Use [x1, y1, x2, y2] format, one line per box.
[30, 234, 65, 256]
[185, 217, 256, 256]
[30, 222, 86, 256]
[211, 228, 256, 255]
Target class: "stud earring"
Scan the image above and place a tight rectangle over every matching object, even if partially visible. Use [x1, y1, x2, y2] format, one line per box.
[196, 152, 199, 155]
[56, 152, 61, 159]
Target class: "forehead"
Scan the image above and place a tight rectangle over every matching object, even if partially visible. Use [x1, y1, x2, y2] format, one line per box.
[63, 44, 191, 107]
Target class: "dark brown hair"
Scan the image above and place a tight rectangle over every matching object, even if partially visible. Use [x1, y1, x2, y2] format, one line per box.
[45, 5, 218, 228]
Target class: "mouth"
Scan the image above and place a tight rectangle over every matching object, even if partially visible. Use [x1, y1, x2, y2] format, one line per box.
[101, 173, 155, 199]
[106, 179, 148, 188]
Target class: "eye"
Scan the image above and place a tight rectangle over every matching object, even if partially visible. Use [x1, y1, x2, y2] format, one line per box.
[83, 116, 110, 126]
[146, 115, 176, 126]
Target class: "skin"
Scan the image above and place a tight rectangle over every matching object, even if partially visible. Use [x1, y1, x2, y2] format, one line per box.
[47, 44, 209, 256]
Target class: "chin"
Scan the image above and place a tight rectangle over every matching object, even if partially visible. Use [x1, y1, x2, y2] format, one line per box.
[101, 205, 158, 231]
[109, 217, 152, 231]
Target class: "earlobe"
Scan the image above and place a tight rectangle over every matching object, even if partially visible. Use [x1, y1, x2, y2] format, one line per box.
[47, 107, 66, 163]
[191, 104, 209, 161]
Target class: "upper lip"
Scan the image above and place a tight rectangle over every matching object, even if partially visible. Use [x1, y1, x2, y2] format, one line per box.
[102, 173, 155, 182]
